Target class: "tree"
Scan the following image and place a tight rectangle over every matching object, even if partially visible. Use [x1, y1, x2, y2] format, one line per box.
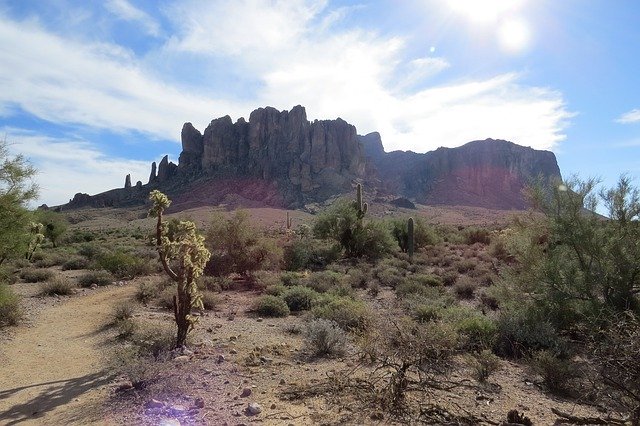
[149, 191, 211, 348]
[0, 140, 38, 265]
[35, 209, 68, 247]
[205, 210, 282, 278]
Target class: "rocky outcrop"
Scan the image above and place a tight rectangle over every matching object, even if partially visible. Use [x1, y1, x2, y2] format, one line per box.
[60, 106, 562, 211]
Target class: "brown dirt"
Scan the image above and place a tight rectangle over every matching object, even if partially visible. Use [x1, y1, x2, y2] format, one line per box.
[0, 283, 136, 425]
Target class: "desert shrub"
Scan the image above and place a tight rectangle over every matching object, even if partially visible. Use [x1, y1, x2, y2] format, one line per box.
[253, 295, 290, 317]
[135, 280, 160, 304]
[411, 273, 442, 287]
[35, 210, 68, 247]
[0, 283, 21, 326]
[40, 276, 75, 296]
[304, 319, 348, 357]
[375, 266, 404, 288]
[451, 312, 498, 351]
[156, 287, 176, 310]
[200, 290, 219, 310]
[78, 270, 114, 287]
[280, 271, 305, 287]
[20, 268, 53, 282]
[388, 216, 441, 253]
[311, 296, 371, 331]
[97, 250, 153, 279]
[205, 210, 283, 277]
[282, 285, 319, 312]
[438, 269, 458, 286]
[395, 279, 425, 299]
[367, 280, 380, 297]
[199, 275, 232, 292]
[61, 256, 90, 271]
[489, 237, 512, 262]
[306, 270, 344, 293]
[77, 242, 104, 259]
[252, 270, 280, 290]
[464, 227, 491, 245]
[495, 309, 567, 358]
[129, 321, 176, 360]
[454, 276, 476, 299]
[112, 301, 136, 322]
[63, 230, 97, 244]
[465, 349, 501, 382]
[313, 198, 395, 259]
[480, 291, 500, 310]
[283, 237, 342, 271]
[531, 350, 579, 395]
[33, 253, 68, 268]
[345, 268, 368, 289]
[412, 303, 442, 323]
[264, 284, 287, 296]
[455, 258, 477, 274]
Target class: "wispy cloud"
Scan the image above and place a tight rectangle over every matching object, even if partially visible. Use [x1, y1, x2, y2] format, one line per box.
[616, 108, 640, 124]
[105, 0, 161, 36]
[3, 128, 150, 206]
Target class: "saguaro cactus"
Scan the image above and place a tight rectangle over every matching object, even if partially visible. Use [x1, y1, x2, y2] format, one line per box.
[355, 183, 368, 220]
[286, 211, 292, 230]
[149, 190, 211, 348]
[407, 217, 415, 259]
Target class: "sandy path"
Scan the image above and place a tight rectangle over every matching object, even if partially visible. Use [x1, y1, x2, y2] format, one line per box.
[0, 284, 135, 425]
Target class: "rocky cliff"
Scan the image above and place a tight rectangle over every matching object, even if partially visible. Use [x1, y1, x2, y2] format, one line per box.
[64, 106, 561, 211]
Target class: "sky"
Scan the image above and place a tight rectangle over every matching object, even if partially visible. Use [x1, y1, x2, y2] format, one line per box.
[1, 0, 639, 207]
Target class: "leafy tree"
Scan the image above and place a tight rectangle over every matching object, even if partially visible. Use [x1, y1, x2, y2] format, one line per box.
[0, 140, 38, 265]
[313, 198, 394, 259]
[205, 210, 282, 277]
[35, 209, 68, 247]
[149, 190, 211, 348]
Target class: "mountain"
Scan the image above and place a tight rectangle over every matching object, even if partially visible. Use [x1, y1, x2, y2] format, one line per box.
[62, 105, 561, 211]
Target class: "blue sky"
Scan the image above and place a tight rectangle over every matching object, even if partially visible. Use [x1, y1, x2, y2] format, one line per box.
[1, 0, 639, 206]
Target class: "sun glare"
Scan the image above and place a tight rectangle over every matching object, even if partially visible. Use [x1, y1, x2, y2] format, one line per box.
[447, 0, 525, 24]
[497, 18, 531, 52]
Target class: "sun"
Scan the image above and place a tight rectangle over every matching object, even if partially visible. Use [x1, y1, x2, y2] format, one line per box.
[497, 18, 531, 53]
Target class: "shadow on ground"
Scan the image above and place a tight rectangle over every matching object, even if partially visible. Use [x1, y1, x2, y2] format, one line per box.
[0, 371, 112, 425]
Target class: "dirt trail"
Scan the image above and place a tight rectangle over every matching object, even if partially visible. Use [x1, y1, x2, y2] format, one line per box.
[0, 284, 135, 425]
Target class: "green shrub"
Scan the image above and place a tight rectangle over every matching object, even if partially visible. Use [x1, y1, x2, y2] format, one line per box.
[62, 256, 90, 271]
[495, 310, 568, 358]
[464, 227, 491, 245]
[264, 284, 287, 296]
[438, 270, 458, 286]
[0, 283, 22, 326]
[465, 349, 501, 382]
[280, 271, 306, 287]
[531, 350, 579, 395]
[77, 242, 103, 259]
[306, 270, 344, 293]
[253, 295, 290, 317]
[455, 259, 477, 274]
[20, 268, 53, 283]
[78, 270, 114, 287]
[283, 237, 342, 271]
[454, 276, 476, 299]
[388, 217, 440, 253]
[282, 285, 319, 312]
[375, 267, 404, 288]
[312, 296, 371, 331]
[453, 314, 498, 351]
[345, 268, 368, 289]
[135, 280, 160, 304]
[97, 250, 153, 279]
[304, 319, 348, 357]
[199, 276, 233, 292]
[33, 253, 68, 268]
[40, 277, 75, 296]
[412, 303, 442, 323]
[411, 273, 443, 287]
[64, 230, 97, 244]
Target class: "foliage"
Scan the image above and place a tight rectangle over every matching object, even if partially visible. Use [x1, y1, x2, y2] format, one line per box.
[61, 256, 90, 271]
[388, 216, 440, 253]
[40, 276, 75, 296]
[304, 319, 348, 357]
[19, 268, 53, 283]
[465, 349, 501, 382]
[313, 198, 394, 259]
[494, 308, 567, 358]
[281, 285, 319, 311]
[282, 236, 342, 271]
[453, 276, 476, 299]
[463, 227, 492, 245]
[253, 295, 290, 317]
[311, 295, 371, 331]
[530, 350, 579, 396]
[135, 280, 160, 304]
[96, 250, 153, 279]
[112, 301, 136, 322]
[35, 210, 68, 247]
[205, 210, 282, 277]
[0, 282, 21, 326]
[0, 140, 38, 265]
[77, 270, 113, 287]
[149, 190, 211, 348]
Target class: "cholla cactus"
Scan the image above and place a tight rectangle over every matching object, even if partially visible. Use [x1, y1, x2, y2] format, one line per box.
[26, 222, 44, 261]
[149, 190, 211, 348]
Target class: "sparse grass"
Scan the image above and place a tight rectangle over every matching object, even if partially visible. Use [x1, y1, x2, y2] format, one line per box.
[78, 270, 114, 287]
[465, 350, 501, 382]
[20, 268, 53, 283]
[112, 300, 136, 322]
[135, 280, 160, 304]
[0, 283, 22, 326]
[40, 276, 75, 296]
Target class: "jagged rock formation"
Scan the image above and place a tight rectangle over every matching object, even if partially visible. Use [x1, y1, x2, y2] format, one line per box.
[61, 105, 562, 211]
[124, 174, 131, 189]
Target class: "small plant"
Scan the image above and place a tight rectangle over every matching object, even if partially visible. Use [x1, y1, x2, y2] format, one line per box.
[464, 227, 491, 245]
[97, 250, 153, 279]
[135, 280, 160, 304]
[61, 256, 90, 271]
[20, 268, 53, 283]
[282, 285, 319, 311]
[200, 290, 219, 310]
[531, 350, 579, 395]
[78, 270, 113, 287]
[112, 301, 136, 322]
[465, 349, 501, 382]
[264, 284, 287, 296]
[311, 296, 371, 331]
[0, 283, 22, 326]
[454, 276, 476, 299]
[304, 319, 348, 357]
[253, 295, 290, 317]
[367, 280, 380, 297]
[40, 276, 75, 296]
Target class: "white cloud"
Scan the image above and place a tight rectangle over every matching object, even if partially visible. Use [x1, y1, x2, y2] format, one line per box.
[3, 128, 151, 206]
[105, 0, 161, 36]
[616, 109, 640, 124]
